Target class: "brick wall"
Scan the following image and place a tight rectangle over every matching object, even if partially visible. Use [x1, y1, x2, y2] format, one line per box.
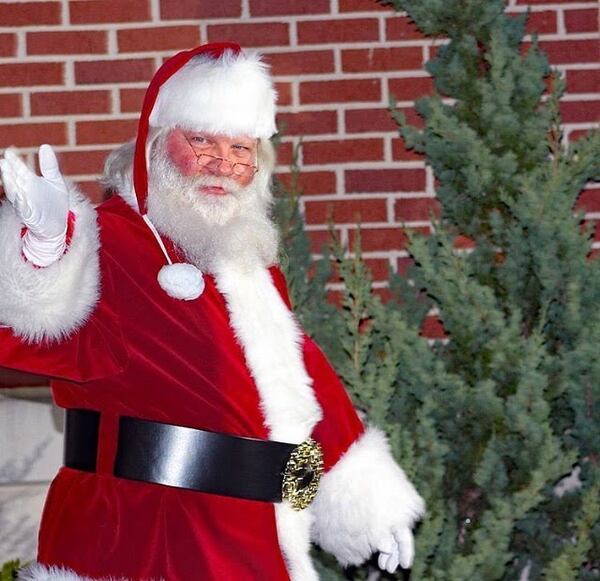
[0, 0, 598, 289]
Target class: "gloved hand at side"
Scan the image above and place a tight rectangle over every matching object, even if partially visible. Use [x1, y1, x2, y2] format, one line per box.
[377, 525, 415, 574]
[0, 144, 69, 267]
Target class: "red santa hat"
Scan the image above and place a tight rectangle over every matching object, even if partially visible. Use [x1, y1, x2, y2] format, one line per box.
[133, 42, 277, 213]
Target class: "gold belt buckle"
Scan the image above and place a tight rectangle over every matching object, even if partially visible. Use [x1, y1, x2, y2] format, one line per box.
[281, 438, 324, 511]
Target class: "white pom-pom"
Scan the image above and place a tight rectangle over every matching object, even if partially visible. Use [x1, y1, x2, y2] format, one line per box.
[157, 263, 204, 301]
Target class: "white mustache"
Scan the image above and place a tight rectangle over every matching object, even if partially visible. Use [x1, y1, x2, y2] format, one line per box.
[187, 173, 243, 195]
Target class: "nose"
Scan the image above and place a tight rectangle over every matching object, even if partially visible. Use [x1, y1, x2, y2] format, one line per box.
[203, 156, 234, 177]
[215, 158, 235, 176]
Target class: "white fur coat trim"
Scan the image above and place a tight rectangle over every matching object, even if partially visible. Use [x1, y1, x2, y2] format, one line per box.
[310, 426, 426, 566]
[17, 562, 135, 580]
[213, 259, 322, 581]
[0, 186, 100, 343]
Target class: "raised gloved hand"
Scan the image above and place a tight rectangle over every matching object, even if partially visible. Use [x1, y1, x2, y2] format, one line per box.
[377, 525, 415, 574]
[0, 144, 69, 267]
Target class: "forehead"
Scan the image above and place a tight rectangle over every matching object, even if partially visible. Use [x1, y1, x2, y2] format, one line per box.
[173, 127, 256, 145]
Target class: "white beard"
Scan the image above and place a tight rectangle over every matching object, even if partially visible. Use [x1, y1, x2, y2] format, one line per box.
[146, 150, 279, 274]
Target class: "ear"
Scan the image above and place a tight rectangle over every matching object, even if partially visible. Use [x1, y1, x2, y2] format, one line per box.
[257, 138, 276, 175]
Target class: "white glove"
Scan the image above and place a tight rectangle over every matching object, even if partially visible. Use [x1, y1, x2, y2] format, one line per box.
[377, 526, 415, 574]
[0, 145, 69, 267]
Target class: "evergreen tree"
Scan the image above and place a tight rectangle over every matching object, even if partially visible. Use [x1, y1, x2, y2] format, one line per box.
[274, 0, 600, 578]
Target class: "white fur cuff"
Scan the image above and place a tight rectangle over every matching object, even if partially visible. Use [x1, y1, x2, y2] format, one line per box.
[0, 186, 100, 343]
[310, 426, 425, 566]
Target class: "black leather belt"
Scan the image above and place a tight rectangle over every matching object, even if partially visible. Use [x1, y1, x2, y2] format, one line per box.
[64, 409, 324, 509]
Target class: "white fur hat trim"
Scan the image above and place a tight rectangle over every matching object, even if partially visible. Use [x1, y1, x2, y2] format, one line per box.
[149, 49, 277, 139]
[158, 263, 205, 301]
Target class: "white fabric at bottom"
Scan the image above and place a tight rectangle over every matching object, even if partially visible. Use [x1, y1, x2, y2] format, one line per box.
[17, 562, 158, 581]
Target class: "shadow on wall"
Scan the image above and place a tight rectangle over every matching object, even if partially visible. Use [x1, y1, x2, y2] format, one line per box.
[0, 387, 63, 563]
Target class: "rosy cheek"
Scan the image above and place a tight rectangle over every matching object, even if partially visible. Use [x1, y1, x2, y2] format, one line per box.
[165, 137, 197, 177]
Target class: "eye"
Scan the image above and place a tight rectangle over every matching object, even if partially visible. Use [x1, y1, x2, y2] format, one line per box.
[189, 135, 208, 146]
[232, 144, 250, 151]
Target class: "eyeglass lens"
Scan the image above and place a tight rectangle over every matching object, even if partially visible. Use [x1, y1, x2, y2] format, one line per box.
[197, 154, 254, 176]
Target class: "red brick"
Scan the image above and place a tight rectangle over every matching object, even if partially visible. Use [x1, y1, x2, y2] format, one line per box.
[75, 59, 155, 85]
[275, 141, 294, 166]
[566, 70, 600, 94]
[346, 168, 426, 192]
[507, 9, 558, 35]
[364, 258, 391, 281]
[0, 62, 63, 87]
[389, 76, 435, 101]
[560, 100, 600, 123]
[454, 235, 476, 249]
[568, 128, 593, 141]
[160, 0, 240, 19]
[394, 197, 440, 222]
[56, 149, 111, 176]
[70, 0, 151, 24]
[275, 82, 292, 107]
[276, 111, 337, 135]
[396, 256, 414, 275]
[304, 198, 387, 224]
[307, 228, 342, 253]
[76, 119, 139, 145]
[265, 51, 335, 76]
[118, 26, 201, 53]
[207, 23, 289, 47]
[392, 137, 425, 161]
[300, 79, 381, 104]
[342, 47, 423, 73]
[27, 31, 107, 55]
[0, 2, 60, 26]
[0, 122, 67, 148]
[120, 88, 146, 113]
[74, 180, 107, 204]
[345, 106, 422, 133]
[576, 188, 600, 213]
[31, 90, 111, 116]
[0, 34, 17, 57]
[303, 138, 384, 164]
[276, 171, 336, 195]
[536, 40, 600, 65]
[421, 315, 446, 339]
[0, 94, 22, 117]
[525, 10, 558, 34]
[250, 0, 329, 16]
[349, 227, 409, 251]
[339, 0, 390, 11]
[386, 16, 426, 41]
[565, 8, 599, 33]
[298, 18, 379, 44]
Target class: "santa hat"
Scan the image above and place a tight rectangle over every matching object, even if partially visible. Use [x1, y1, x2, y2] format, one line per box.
[133, 42, 277, 213]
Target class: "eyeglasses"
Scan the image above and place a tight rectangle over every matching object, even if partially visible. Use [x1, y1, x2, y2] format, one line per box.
[184, 136, 258, 178]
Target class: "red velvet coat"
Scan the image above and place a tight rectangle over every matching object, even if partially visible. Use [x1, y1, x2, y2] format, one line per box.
[0, 196, 364, 580]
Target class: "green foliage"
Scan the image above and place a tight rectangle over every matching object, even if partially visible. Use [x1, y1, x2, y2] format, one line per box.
[272, 143, 343, 358]
[1, 560, 21, 581]
[274, 0, 599, 579]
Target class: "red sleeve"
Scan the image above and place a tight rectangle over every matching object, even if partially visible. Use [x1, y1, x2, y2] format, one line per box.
[0, 317, 127, 384]
[304, 335, 365, 472]
[268, 265, 365, 471]
[0, 261, 128, 384]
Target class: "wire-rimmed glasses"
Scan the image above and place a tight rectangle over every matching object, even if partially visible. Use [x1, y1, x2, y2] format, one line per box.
[184, 135, 258, 178]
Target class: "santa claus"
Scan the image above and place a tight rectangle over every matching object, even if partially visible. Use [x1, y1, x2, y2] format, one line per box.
[0, 43, 424, 580]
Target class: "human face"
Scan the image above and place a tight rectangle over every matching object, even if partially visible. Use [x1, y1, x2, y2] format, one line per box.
[164, 128, 258, 195]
